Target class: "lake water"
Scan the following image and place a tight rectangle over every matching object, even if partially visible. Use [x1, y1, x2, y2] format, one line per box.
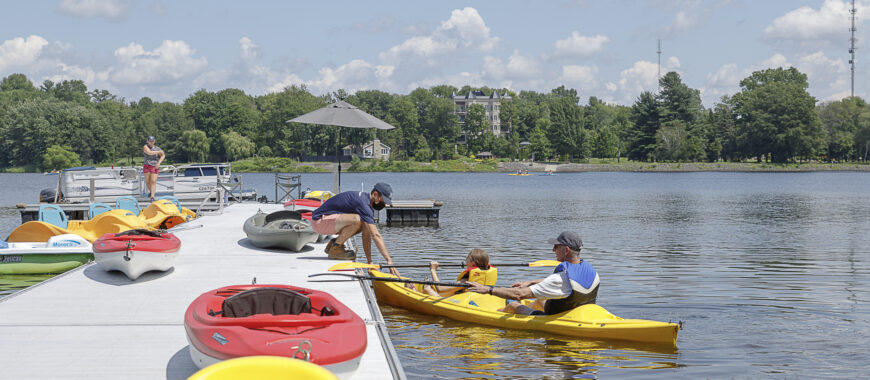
[2, 171, 869, 378]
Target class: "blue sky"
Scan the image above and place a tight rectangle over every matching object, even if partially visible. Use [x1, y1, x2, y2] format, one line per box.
[1, 0, 866, 107]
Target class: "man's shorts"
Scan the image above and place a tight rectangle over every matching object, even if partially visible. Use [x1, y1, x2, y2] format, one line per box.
[143, 164, 158, 174]
[312, 214, 342, 235]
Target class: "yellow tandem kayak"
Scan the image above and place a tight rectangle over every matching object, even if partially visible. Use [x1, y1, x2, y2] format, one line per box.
[6, 200, 194, 243]
[369, 269, 679, 346]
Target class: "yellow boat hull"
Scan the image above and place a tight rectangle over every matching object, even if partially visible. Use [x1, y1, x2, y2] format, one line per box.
[370, 269, 679, 346]
[187, 356, 338, 380]
[6, 201, 195, 243]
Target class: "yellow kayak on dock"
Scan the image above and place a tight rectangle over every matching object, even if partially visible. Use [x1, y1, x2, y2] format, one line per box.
[369, 269, 679, 346]
[187, 356, 338, 380]
[6, 200, 194, 243]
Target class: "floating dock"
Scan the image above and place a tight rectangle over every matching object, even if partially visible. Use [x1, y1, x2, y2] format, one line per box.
[0, 203, 405, 379]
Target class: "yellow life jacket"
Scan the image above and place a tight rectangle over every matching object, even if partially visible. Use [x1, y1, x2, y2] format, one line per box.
[456, 266, 498, 286]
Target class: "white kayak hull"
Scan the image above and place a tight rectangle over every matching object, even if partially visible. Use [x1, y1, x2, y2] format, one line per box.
[93, 250, 178, 280]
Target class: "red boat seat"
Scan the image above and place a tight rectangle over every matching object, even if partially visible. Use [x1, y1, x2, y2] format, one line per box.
[222, 288, 311, 318]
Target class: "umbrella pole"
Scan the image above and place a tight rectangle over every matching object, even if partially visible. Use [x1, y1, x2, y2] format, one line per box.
[334, 128, 341, 193]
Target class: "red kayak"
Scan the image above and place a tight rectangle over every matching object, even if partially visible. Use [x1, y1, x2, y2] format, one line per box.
[93, 229, 181, 280]
[283, 198, 322, 209]
[185, 285, 367, 377]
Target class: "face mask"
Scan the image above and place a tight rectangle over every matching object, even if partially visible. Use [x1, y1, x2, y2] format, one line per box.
[372, 201, 386, 210]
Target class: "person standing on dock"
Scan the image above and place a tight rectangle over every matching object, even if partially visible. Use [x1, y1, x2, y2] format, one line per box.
[143, 136, 164, 201]
[311, 183, 399, 275]
[467, 231, 599, 315]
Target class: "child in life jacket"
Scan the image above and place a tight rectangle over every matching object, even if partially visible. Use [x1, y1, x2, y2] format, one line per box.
[422, 248, 497, 297]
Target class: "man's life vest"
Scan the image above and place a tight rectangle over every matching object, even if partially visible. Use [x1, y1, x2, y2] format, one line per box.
[544, 261, 599, 315]
[456, 266, 498, 286]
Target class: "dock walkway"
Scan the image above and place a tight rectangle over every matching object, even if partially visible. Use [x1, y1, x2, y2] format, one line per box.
[0, 203, 403, 379]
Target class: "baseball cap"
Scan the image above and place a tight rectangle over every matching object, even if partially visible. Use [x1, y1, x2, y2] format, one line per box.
[547, 231, 583, 251]
[372, 183, 392, 206]
[147, 136, 155, 141]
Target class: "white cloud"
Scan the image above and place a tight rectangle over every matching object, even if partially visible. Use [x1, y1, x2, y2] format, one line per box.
[482, 50, 541, 81]
[618, 61, 660, 98]
[763, 0, 863, 43]
[0, 35, 49, 72]
[552, 31, 609, 59]
[108, 40, 208, 86]
[759, 53, 791, 69]
[239, 37, 261, 61]
[57, 0, 130, 20]
[706, 63, 740, 88]
[661, 10, 697, 36]
[379, 7, 498, 64]
[303, 59, 395, 94]
[560, 65, 598, 90]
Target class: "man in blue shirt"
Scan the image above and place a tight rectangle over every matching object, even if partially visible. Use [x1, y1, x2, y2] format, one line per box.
[467, 231, 599, 315]
[312, 183, 397, 272]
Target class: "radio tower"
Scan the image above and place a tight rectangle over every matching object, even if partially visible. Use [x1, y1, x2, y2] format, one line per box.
[657, 39, 662, 91]
[850, 0, 857, 98]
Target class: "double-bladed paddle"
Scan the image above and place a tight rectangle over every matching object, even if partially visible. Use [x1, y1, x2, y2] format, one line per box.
[307, 272, 471, 288]
[328, 259, 560, 272]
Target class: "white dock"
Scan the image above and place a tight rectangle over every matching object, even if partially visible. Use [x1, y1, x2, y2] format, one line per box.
[0, 203, 405, 379]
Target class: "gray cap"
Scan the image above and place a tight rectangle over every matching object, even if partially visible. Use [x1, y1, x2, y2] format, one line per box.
[547, 231, 583, 251]
[373, 182, 392, 205]
[147, 136, 155, 141]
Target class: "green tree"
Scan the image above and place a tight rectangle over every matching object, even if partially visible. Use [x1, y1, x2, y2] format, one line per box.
[222, 131, 255, 161]
[546, 87, 584, 159]
[386, 96, 419, 159]
[654, 121, 690, 161]
[180, 130, 210, 162]
[628, 91, 661, 161]
[593, 126, 619, 158]
[731, 67, 824, 163]
[817, 97, 863, 161]
[529, 120, 553, 161]
[42, 145, 81, 171]
[463, 104, 489, 154]
[413, 134, 431, 161]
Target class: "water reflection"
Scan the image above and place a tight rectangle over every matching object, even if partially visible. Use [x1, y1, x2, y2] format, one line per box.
[384, 305, 679, 379]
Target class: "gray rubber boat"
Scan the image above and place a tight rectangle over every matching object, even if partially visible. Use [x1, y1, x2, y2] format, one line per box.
[243, 210, 319, 252]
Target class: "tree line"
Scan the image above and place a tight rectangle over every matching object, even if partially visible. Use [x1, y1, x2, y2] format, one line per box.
[1, 66, 869, 171]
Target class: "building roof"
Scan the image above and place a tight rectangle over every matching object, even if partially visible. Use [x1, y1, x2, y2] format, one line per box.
[450, 91, 512, 100]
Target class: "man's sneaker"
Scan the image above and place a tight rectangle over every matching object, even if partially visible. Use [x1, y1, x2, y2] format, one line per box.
[328, 242, 349, 256]
[327, 248, 356, 261]
[324, 238, 336, 254]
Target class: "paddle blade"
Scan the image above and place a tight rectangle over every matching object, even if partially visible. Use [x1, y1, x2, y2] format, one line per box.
[328, 262, 380, 271]
[528, 260, 561, 267]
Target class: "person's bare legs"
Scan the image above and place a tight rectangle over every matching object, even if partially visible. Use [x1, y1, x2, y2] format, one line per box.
[333, 213, 363, 246]
[145, 172, 157, 199]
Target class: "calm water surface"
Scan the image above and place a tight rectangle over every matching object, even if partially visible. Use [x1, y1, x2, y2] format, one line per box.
[2, 171, 869, 378]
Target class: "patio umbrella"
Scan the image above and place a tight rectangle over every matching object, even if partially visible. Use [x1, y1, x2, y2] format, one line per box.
[287, 100, 396, 192]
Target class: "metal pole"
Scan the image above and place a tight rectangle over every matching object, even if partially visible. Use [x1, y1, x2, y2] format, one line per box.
[850, 0, 857, 97]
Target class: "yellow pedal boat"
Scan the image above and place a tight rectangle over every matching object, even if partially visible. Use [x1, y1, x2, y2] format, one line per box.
[6, 200, 194, 243]
[369, 269, 679, 346]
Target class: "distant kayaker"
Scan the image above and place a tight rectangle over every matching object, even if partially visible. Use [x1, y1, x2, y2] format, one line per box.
[467, 231, 599, 315]
[422, 248, 496, 297]
[312, 183, 399, 275]
[143, 136, 164, 201]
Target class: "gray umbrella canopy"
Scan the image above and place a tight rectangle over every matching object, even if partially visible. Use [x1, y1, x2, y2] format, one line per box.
[287, 100, 395, 130]
[286, 100, 396, 193]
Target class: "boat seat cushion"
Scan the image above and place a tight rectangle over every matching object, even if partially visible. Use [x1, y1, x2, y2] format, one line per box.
[222, 288, 311, 318]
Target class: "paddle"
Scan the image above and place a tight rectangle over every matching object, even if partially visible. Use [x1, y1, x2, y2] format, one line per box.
[328, 259, 560, 272]
[307, 273, 471, 288]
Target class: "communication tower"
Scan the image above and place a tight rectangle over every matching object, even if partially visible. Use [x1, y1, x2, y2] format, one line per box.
[850, 0, 857, 98]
